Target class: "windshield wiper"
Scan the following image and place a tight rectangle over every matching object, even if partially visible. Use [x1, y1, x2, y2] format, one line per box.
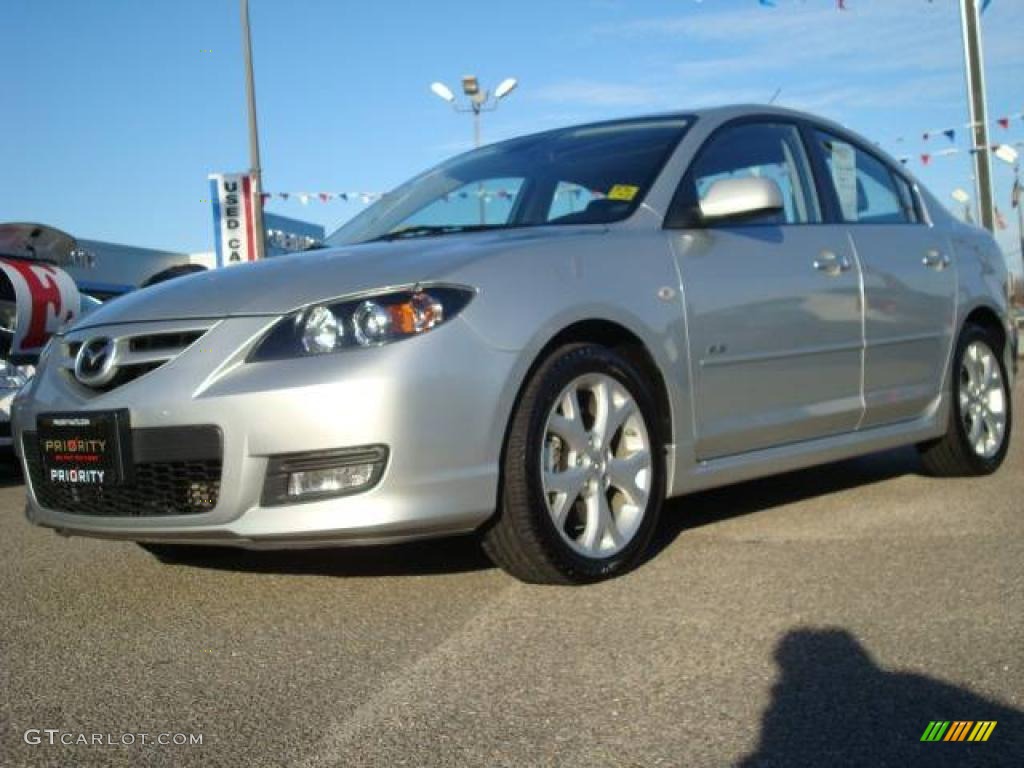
[368, 224, 508, 242]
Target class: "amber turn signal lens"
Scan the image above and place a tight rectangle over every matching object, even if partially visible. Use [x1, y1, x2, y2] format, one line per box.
[388, 291, 444, 335]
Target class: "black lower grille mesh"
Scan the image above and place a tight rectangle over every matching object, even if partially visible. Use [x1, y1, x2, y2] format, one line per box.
[24, 431, 221, 517]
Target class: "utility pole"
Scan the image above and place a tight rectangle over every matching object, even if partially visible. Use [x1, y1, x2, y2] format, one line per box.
[960, 0, 994, 232]
[1014, 162, 1024, 285]
[241, 0, 266, 260]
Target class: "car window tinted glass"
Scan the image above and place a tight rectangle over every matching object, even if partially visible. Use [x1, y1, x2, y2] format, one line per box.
[685, 122, 819, 225]
[547, 182, 602, 222]
[326, 117, 691, 244]
[401, 178, 524, 228]
[814, 131, 910, 224]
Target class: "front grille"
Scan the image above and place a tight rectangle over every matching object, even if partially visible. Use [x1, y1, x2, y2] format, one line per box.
[129, 330, 205, 354]
[24, 427, 222, 517]
[62, 325, 210, 394]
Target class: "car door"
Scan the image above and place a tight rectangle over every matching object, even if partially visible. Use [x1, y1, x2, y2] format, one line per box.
[665, 120, 864, 460]
[809, 129, 957, 428]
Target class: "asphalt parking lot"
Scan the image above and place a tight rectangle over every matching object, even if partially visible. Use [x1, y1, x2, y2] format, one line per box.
[1, 387, 1021, 768]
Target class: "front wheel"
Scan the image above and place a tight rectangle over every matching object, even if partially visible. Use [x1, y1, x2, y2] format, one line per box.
[482, 343, 665, 584]
[918, 324, 1012, 476]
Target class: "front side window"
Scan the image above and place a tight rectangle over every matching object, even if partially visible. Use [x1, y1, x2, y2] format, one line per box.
[680, 122, 820, 225]
[814, 131, 911, 225]
[327, 117, 692, 245]
[547, 181, 602, 222]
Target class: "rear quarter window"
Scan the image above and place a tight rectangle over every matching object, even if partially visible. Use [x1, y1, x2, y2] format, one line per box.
[814, 130, 912, 225]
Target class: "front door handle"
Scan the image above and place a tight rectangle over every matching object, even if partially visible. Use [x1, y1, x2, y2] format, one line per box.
[923, 249, 951, 269]
[814, 250, 852, 276]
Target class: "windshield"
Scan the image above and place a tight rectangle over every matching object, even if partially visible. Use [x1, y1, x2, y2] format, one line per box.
[326, 116, 693, 245]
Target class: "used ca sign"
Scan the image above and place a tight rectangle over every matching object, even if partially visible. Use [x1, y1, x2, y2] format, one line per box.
[208, 171, 258, 267]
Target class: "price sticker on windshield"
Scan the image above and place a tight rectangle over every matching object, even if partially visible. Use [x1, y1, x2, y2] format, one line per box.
[607, 184, 639, 202]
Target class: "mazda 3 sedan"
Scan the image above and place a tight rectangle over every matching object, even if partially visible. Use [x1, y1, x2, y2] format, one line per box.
[13, 105, 1015, 584]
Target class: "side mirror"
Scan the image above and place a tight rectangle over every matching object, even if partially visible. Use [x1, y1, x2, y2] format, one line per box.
[698, 177, 783, 223]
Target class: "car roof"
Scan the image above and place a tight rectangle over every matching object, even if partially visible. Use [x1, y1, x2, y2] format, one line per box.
[509, 104, 853, 146]
[637, 103, 850, 133]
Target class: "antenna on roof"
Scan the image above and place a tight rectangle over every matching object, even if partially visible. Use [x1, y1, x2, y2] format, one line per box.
[768, 88, 782, 105]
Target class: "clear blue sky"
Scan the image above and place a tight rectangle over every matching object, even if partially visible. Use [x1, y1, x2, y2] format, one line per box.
[2, 0, 1022, 268]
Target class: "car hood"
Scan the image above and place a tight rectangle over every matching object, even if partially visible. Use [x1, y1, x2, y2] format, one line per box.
[73, 228, 601, 329]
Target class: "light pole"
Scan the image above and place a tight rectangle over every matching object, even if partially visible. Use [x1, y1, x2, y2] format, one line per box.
[960, 0, 994, 233]
[430, 76, 518, 149]
[240, 0, 266, 260]
[430, 76, 517, 224]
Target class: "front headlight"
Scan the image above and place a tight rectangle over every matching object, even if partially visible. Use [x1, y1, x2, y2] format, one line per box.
[249, 285, 474, 362]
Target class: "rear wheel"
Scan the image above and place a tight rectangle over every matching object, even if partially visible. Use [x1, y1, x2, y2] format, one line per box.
[918, 324, 1012, 476]
[482, 343, 665, 584]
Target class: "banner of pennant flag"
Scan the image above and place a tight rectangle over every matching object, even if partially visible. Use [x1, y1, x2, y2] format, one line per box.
[891, 110, 1024, 168]
[259, 191, 383, 206]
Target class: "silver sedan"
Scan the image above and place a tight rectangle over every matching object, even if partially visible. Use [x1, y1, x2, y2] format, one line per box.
[13, 105, 1016, 583]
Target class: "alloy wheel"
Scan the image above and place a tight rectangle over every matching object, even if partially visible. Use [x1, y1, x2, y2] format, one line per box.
[540, 373, 652, 558]
[959, 340, 1007, 459]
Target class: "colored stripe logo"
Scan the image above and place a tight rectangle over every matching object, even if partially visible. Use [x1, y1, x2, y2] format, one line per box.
[920, 721, 997, 742]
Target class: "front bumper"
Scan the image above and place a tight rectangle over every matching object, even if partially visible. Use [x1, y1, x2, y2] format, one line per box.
[15, 315, 516, 547]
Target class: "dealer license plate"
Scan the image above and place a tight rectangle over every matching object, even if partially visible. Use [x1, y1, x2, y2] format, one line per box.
[37, 410, 132, 487]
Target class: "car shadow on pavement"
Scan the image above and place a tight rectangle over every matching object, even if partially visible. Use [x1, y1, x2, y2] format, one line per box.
[649, 445, 925, 560]
[158, 445, 927, 579]
[739, 628, 1024, 767]
[145, 533, 496, 578]
[0, 454, 24, 488]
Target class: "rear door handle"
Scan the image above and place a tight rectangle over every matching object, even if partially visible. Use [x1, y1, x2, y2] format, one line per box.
[923, 249, 951, 269]
[814, 250, 852, 276]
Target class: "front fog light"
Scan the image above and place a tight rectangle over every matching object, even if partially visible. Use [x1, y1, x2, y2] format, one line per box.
[287, 464, 375, 497]
[261, 445, 388, 506]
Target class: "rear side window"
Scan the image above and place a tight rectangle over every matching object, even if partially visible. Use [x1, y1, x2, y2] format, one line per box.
[813, 130, 912, 225]
[683, 122, 820, 225]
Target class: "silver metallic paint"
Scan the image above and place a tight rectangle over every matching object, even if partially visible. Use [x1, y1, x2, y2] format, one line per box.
[13, 105, 1014, 548]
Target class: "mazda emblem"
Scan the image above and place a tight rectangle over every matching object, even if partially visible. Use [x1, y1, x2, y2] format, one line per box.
[74, 337, 119, 387]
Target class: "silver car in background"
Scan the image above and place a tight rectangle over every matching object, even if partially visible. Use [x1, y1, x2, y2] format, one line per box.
[13, 105, 1015, 583]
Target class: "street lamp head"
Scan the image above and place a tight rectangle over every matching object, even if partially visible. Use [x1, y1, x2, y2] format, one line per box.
[494, 77, 518, 101]
[461, 76, 480, 97]
[994, 144, 1019, 166]
[430, 82, 456, 103]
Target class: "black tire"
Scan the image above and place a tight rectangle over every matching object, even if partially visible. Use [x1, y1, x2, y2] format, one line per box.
[918, 323, 1012, 476]
[482, 343, 665, 585]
